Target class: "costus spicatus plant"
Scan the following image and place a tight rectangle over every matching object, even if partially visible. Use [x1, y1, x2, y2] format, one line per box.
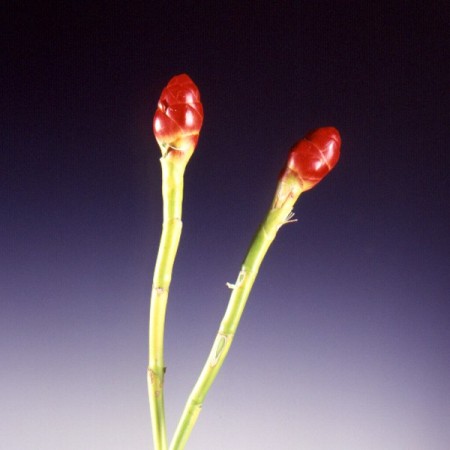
[147, 74, 341, 450]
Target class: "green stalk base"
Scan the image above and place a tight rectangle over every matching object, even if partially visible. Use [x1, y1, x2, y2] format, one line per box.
[148, 157, 186, 450]
[169, 175, 303, 450]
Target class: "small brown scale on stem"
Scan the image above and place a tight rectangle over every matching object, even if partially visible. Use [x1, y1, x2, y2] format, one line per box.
[152, 286, 168, 295]
[148, 368, 164, 397]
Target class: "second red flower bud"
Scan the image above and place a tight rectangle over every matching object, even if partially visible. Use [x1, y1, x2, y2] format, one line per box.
[283, 127, 341, 192]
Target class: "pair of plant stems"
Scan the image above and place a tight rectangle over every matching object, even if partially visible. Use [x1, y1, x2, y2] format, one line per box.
[148, 156, 304, 450]
[148, 152, 301, 450]
[147, 74, 340, 450]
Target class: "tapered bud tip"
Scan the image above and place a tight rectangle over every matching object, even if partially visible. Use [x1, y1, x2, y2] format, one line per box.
[284, 127, 341, 191]
[153, 74, 204, 157]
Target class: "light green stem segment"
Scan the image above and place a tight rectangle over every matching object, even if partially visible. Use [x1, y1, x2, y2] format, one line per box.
[148, 156, 187, 450]
[169, 176, 303, 450]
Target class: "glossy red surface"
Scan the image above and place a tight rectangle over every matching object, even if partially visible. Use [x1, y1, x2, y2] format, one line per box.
[285, 127, 341, 191]
[153, 74, 204, 153]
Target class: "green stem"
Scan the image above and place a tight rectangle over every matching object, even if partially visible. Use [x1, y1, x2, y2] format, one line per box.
[148, 156, 186, 450]
[169, 177, 302, 450]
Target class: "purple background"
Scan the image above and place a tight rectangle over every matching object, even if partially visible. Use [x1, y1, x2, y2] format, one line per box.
[2, 2, 449, 449]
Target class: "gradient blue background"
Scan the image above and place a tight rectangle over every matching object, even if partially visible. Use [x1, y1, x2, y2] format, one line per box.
[2, 2, 449, 449]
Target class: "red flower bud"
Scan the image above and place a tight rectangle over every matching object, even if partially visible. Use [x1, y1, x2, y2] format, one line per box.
[284, 127, 341, 191]
[153, 74, 204, 157]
